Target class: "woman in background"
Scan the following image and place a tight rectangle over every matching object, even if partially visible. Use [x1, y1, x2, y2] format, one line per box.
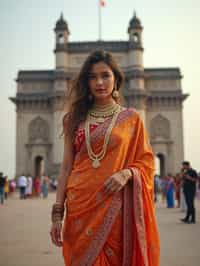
[174, 173, 181, 207]
[4, 176, 9, 200]
[166, 174, 175, 208]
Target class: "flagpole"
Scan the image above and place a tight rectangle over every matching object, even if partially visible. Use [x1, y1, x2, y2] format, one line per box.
[98, 0, 102, 40]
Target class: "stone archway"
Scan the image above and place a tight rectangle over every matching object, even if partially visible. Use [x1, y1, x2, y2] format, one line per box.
[34, 155, 44, 177]
[150, 114, 173, 175]
[26, 117, 51, 177]
[156, 153, 166, 178]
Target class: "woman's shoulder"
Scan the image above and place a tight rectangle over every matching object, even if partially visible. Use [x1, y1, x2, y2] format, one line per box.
[119, 106, 140, 120]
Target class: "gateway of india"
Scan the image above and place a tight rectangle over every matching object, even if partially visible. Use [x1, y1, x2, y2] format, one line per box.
[11, 13, 188, 178]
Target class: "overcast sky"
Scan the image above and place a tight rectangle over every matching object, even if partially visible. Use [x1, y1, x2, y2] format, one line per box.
[0, 0, 200, 178]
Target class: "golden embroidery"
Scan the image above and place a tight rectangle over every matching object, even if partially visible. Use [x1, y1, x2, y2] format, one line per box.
[67, 192, 75, 201]
[85, 228, 93, 236]
[105, 247, 114, 257]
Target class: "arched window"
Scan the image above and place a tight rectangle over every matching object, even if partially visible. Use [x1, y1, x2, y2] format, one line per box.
[133, 33, 139, 43]
[29, 117, 49, 143]
[150, 114, 171, 140]
[58, 33, 64, 44]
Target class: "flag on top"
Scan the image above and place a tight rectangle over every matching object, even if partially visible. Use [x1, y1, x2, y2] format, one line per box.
[100, 0, 106, 7]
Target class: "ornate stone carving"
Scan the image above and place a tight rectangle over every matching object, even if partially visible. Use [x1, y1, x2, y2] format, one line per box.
[150, 114, 170, 140]
[29, 117, 49, 143]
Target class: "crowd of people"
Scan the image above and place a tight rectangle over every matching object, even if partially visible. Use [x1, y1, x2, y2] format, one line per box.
[154, 161, 200, 224]
[0, 172, 56, 204]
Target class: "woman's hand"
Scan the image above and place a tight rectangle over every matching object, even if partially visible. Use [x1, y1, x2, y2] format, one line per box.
[50, 221, 63, 247]
[103, 169, 132, 195]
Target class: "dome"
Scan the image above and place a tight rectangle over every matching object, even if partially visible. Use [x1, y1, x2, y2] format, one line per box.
[128, 11, 142, 31]
[55, 13, 69, 32]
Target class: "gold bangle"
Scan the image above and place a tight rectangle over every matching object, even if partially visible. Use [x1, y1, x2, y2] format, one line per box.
[51, 203, 64, 223]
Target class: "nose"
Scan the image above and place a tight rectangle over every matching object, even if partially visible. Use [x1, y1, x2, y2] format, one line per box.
[96, 77, 103, 85]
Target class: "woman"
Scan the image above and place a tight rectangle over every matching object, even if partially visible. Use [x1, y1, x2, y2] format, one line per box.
[174, 173, 181, 207]
[50, 50, 160, 265]
[41, 174, 49, 199]
[166, 174, 175, 208]
[4, 176, 9, 200]
[160, 176, 167, 203]
[33, 176, 41, 197]
[25, 175, 33, 198]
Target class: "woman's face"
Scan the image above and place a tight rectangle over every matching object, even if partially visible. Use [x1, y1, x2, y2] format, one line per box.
[88, 61, 115, 104]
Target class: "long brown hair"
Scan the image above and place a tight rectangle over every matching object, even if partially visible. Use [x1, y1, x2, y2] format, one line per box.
[62, 50, 124, 139]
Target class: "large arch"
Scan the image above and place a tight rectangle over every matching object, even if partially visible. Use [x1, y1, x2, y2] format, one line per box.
[34, 155, 44, 177]
[25, 117, 51, 177]
[155, 153, 166, 178]
[150, 114, 173, 175]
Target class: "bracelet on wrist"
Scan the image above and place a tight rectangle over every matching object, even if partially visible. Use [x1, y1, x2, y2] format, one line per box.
[51, 203, 64, 223]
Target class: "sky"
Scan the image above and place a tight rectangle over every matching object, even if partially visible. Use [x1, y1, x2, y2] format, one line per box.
[0, 0, 200, 178]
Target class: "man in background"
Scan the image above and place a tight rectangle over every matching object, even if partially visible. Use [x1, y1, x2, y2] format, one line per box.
[18, 174, 27, 199]
[181, 161, 197, 224]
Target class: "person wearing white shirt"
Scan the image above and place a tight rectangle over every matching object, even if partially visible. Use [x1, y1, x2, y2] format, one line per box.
[25, 175, 33, 198]
[18, 174, 27, 199]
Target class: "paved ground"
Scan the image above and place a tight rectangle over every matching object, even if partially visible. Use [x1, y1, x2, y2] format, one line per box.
[0, 193, 199, 266]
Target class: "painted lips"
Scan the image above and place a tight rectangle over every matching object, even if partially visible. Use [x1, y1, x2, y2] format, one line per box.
[96, 88, 106, 92]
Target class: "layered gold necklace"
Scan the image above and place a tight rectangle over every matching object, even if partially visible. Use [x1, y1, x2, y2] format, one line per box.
[85, 103, 121, 168]
[88, 103, 120, 123]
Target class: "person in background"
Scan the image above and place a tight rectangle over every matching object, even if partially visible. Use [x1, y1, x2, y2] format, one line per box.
[166, 173, 175, 208]
[174, 173, 181, 208]
[0, 172, 5, 204]
[160, 176, 167, 203]
[4, 176, 9, 200]
[154, 174, 160, 202]
[10, 179, 16, 193]
[34, 176, 41, 198]
[18, 174, 27, 199]
[25, 174, 33, 198]
[196, 173, 200, 200]
[180, 161, 198, 224]
[41, 174, 49, 199]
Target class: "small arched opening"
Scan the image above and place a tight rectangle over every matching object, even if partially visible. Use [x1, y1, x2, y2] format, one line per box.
[156, 153, 166, 178]
[34, 156, 44, 177]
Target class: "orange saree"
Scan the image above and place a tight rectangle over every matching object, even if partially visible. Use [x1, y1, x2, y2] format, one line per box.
[62, 108, 160, 266]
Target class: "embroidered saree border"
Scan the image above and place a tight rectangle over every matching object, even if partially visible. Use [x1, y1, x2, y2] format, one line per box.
[122, 183, 133, 266]
[72, 193, 122, 266]
[131, 167, 148, 266]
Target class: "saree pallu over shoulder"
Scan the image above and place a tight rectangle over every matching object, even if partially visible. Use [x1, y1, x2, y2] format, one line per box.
[125, 112, 160, 266]
[62, 108, 160, 266]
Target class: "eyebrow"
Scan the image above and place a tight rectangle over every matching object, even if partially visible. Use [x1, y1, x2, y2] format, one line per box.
[89, 70, 111, 75]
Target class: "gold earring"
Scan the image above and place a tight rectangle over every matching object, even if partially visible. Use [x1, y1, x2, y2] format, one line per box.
[112, 89, 119, 98]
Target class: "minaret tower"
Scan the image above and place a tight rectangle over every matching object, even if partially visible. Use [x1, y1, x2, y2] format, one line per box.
[127, 11, 146, 122]
[128, 11, 144, 71]
[54, 13, 70, 70]
[52, 14, 70, 170]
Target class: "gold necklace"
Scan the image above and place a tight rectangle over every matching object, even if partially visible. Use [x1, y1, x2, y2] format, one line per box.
[88, 103, 119, 123]
[85, 105, 121, 168]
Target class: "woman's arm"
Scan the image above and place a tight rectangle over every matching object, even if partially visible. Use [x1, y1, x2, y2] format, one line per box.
[50, 133, 75, 247]
[55, 133, 75, 206]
